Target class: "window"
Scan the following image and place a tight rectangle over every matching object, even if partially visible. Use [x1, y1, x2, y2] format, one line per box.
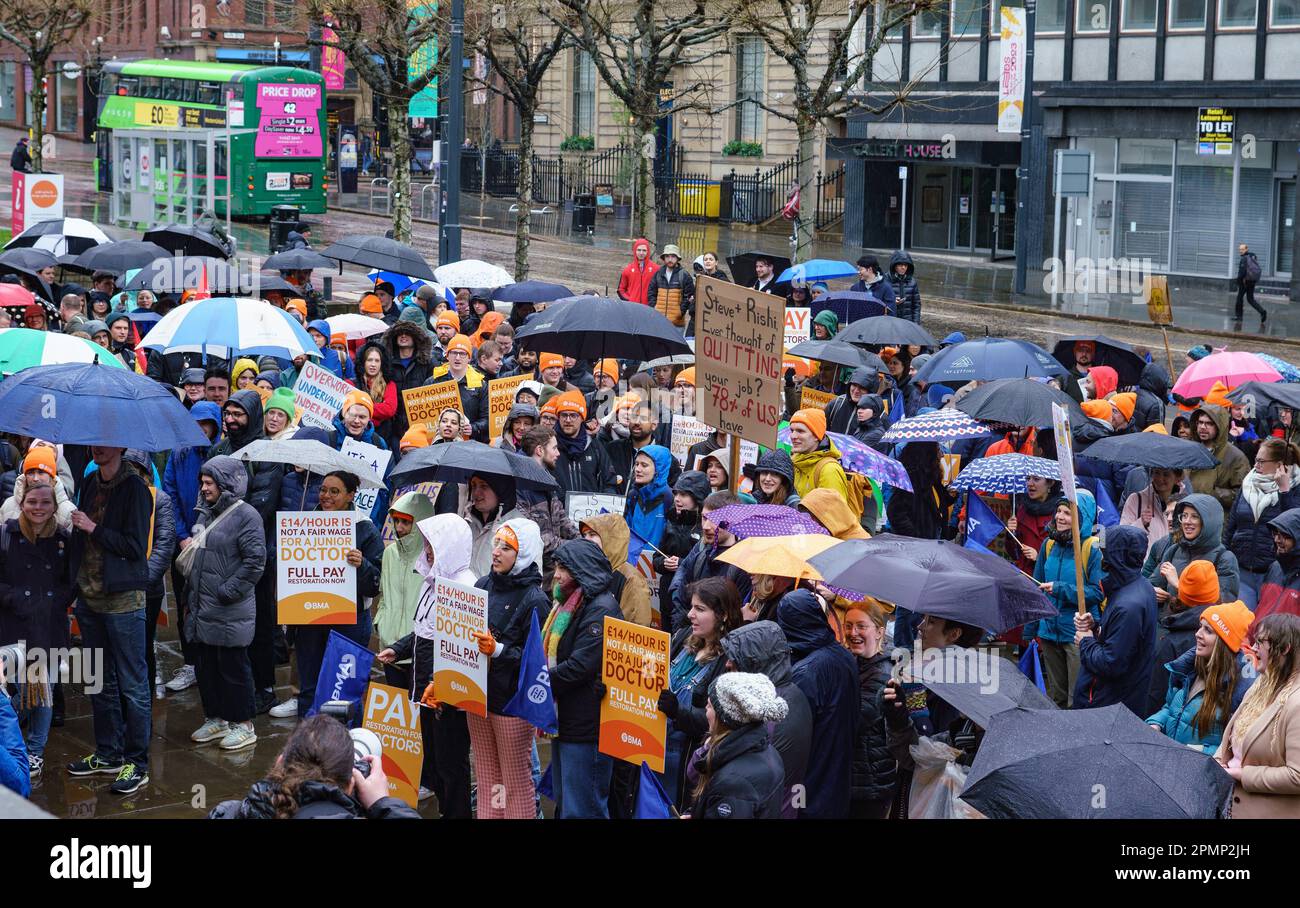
[197, 81, 222, 106]
[180, 79, 197, 103]
[0, 62, 14, 122]
[1274, 0, 1300, 23]
[951, 0, 983, 36]
[571, 51, 595, 138]
[735, 35, 764, 143]
[162, 78, 181, 101]
[1122, 0, 1158, 28]
[139, 77, 162, 99]
[1036, 0, 1069, 31]
[1076, 0, 1112, 30]
[829, 29, 850, 79]
[1219, 0, 1258, 24]
[1119, 137, 1173, 175]
[1169, 0, 1208, 27]
[915, 3, 945, 36]
[274, 0, 295, 25]
[244, 0, 266, 26]
[117, 75, 139, 97]
[56, 64, 79, 132]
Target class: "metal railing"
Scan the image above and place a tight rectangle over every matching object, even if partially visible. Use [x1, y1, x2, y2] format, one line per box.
[814, 164, 845, 232]
[721, 156, 797, 225]
[368, 177, 392, 214]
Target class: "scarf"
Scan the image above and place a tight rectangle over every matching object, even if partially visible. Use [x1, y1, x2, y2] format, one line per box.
[541, 584, 583, 670]
[1241, 466, 1299, 521]
[556, 426, 588, 459]
[18, 512, 56, 545]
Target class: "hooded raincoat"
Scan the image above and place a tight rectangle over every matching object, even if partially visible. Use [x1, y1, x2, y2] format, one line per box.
[1142, 493, 1240, 601]
[1032, 489, 1104, 644]
[581, 512, 651, 626]
[475, 517, 549, 713]
[1188, 404, 1251, 512]
[375, 491, 436, 649]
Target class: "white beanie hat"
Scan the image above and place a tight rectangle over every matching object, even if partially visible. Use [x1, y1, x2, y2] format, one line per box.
[709, 672, 788, 728]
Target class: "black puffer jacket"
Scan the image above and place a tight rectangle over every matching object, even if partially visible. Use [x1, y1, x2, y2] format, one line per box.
[208, 779, 420, 819]
[554, 431, 617, 495]
[887, 250, 921, 324]
[851, 651, 897, 804]
[549, 539, 623, 742]
[381, 319, 436, 445]
[687, 721, 785, 819]
[1133, 363, 1169, 432]
[476, 560, 550, 714]
[1225, 477, 1300, 574]
[851, 394, 889, 453]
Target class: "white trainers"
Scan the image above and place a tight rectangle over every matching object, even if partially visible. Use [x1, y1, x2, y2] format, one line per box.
[219, 721, 257, 750]
[28, 754, 43, 778]
[191, 718, 229, 743]
[165, 665, 197, 692]
[269, 698, 298, 718]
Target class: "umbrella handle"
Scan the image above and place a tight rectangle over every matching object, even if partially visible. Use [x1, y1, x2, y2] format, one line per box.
[300, 468, 310, 510]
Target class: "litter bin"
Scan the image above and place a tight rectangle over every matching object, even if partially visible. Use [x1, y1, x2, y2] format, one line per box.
[572, 193, 596, 232]
[676, 181, 720, 219]
[269, 204, 301, 253]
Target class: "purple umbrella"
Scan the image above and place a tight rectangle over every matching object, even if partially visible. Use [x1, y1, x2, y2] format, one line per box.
[707, 504, 829, 540]
[776, 427, 913, 491]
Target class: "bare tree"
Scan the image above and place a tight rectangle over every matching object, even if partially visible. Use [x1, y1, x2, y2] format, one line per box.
[550, 0, 730, 243]
[0, 0, 96, 172]
[307, 0, 447, 242]
[728, 0, 935, 260]
[471, 6, 568, 280]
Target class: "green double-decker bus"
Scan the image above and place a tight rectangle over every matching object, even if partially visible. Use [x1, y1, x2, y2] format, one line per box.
[96, 59, 327, 220]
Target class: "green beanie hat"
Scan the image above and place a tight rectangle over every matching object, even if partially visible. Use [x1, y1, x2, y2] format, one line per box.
[266, 386, 297, 420]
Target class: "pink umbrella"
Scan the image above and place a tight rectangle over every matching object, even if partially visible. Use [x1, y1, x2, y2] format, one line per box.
[1171, 351, 1281, 399]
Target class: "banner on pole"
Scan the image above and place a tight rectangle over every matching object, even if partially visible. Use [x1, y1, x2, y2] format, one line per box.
[998, 7, 1027, 134]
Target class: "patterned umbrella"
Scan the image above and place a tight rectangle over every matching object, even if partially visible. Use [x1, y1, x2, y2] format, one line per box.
[882, 409, 995, 444]
[0, 328, 128, 374]
[775, 428, 913, 490]
[951, 453, 1061, 495]
[706, 504, 829, 540]
[140, 296, 320, 359]
[1254, 353, 1300, 384]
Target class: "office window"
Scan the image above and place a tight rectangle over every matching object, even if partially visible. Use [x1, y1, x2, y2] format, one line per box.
[1076, 0, 1112, 30]
[915, 3, 945, 36]
[244, 0, 266, 26]
[1169, 0, 1208, 27]
[952, 0, 983, 36]
[571, 51, 595, 138]
[1119, 137, 1173, 175]
[1122, 0, 1159, 27]
[1275, 0, 1300, 23]
[735, 35, 764, 143]
[1219, 0, 1258, 24]
[274, 0, 295, 25]
[1036, 0, 1069, 30]
[56, 65, 79, 132]
[0, 62, 14, 122]
[828, 29, 850, 79]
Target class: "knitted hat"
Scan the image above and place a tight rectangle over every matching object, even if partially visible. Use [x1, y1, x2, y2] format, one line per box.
[539, 352, 565, 372]
[1110, 392, 1137, 422]
[674, 367, 696, 387]
[342, 389, 374, 418]
[22, 446, 57, 480]
[1081, 399, 1112, 420]
[445, 334, 473, 356]
[1188, 344, 1211, 361]
[416, 284, 437, 302]
[1144, 423, 1168, 435]
[911, 353, 933, 372]
[540, 397, 560, 417]
[1203, 600, 1254, 653]
[1203, 381, 1234, 409]
[708, 672, 788, 728]
[284, 298, 307, 319]
[554, 390, 587, 418]
[399, 424, 430, 450]
[266, 386, 297, 420]
[435, 310, 460, 331]
[494, 524, 520, 552]
[360, 292, 383, 315]
[594, 358, 620, 382]
[1178, 560, 1220, 607]
[104, 310, 130, 328]
[790, 407, 827, 440]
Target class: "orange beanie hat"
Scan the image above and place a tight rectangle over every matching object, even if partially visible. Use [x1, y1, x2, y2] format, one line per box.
[674, 367, 696, 387]
[1110, 392, 1137, 423]
[342, 389, 374, 418]
[1178, 560, 1220, 607]
[791, 408, 827, 440]
[554, 390, 587, 418]
[399, 425, 430, 450]
[1081, 399, 1112, 420]
[1203, 600, 1254, 653]
[22, 446, 57, 480]
[445, 334, 473, 356]
[594, 358, 620, 383]
[435, 310, 461, 331]
[1143, 423, 1168, 435]
[539, 353, 565, 372]
[1203, 381, 1234, 409]
[360, 292, 383, 315]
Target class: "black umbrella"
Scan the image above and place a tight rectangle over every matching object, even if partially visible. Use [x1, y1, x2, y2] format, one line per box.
[1052, 335, 1146, 390]
[812, 292, 891, 325]
[960, 705, 1234, 819]
[67, 240, 171, 276]
[5, 217, 111, 256]
[807, 534, 1055, 634]
[262, 248, 336, 271]
[836, 316, 938, 348]
[254, 272, 307, 296]
[786, 338, 887, 373]
[388, 440, 558, 491]
[143, 224, 232, 259]
[514, 296, 691, 361]
[0, 247, 59, 272]
[956, 379, 1086, 428]
[914, 338, 1069, 384]
[0, 264, 55, 303]
[122, 256, 239, 293]
[493, 280, 573, 304]
[1076, 433, 1218, 470]
[908, 657, 1057, 729]
[726, 251, 792, 289]
[1227, 380, 1300, 414]
[319, 235, 435, 281]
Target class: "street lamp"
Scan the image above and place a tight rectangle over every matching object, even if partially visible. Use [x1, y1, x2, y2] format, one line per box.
[274, 38, 281, 66]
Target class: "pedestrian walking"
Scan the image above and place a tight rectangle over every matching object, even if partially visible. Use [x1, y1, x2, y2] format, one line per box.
[1235, 243, 1266, 322]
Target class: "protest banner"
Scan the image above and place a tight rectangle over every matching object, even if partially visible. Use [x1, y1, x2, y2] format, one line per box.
[669, 415, 715, 466]
[598, 616, 670, 772]
[487, 374, 531, 442]
[800, 386, 835, 411]
[340, 437, 391, 516]
[292, 361, 352, 429]
[940, 452, 962, 487]
[784, 307, 810, 349]
[1051, 402, 1086, 616]
[362, 682, 424, 807]
[429, 577, 489, 716]
[403, 380, 463, 429]
[634, 551, 662, 628]
[695, 275, 784, 450]
[690, 441, 759, 474]
[566, 492, 626, 524]
[381, 482, 444, 543]
[276, 510, 357, 624]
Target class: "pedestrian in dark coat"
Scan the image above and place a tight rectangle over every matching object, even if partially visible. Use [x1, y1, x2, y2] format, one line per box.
[686, 672, 788, 819]
[1133, 362, 1169, 432]
[824, 367, 879, 436]
[124, 450, 176, 690]
[1235, 244, 1266, 321]
[380, 318, 436, 446]
[887, 250, 922, 323]
[851, 394, 889, 454]
[887, 442, 953, 540]
[1251, 508, 1300, 638]
[1225, 437, 1300, 608]
[1074, 524, 1158, 714]
[668, 514, 753, 635]
[841, 602, 897, 818]
[776, 589, 858, 818]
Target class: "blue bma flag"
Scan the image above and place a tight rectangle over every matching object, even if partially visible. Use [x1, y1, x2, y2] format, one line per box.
[308, 630, 375, 719]
[501, 611, 558, 734]
[963, 492, 1003, 555]
[1076, 476, 1119, 528]
[634, 761, 674, 819]
[1018, 639, 1048, 695]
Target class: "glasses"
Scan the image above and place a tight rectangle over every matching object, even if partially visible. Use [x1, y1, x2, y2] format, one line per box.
[1195, 419, 1216, 427]
[1256, 459, 1278, 468]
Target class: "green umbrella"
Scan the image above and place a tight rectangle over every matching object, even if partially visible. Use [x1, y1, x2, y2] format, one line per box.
[0, 328, 128, 375]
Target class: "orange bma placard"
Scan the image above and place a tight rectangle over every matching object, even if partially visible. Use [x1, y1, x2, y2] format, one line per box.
[362, 682, 424, 807]
[276, 510, 357, 624]
[598, 616, 670, 773]
[431, 577, 489, 717]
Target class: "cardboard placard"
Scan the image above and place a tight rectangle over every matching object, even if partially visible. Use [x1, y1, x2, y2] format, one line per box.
[340, 437, 390, 516]
[276, 510, 357, 624]
[488, 374, 531, 442]
[633, 551, 662, 629]
[362, 682, 424, 807]
[598, 616, 670, 772]
[695, 275, 784, 449]
[429, 577, 489, 717]
[403, 380, 464, 429]
[566, 492, 627, 525]
[1051, 403, 1076, 503]
[292, 361, 352, 430]
[800, 386, 835, 411]
[1143, 275, 1173, 326]
[669, 414, 715, 467]
[940, 452, 962, 487]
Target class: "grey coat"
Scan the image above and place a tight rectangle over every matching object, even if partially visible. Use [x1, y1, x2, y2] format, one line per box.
[147, 487, 177, 600]
[184, 455, 267, 647]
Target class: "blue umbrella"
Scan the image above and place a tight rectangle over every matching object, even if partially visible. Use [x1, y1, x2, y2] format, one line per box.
[141, 297, 319, 360]
[493, 280, 574, 303]
[951, 453, 1061, 495]
[366, 270, 425, 296]
[914, 338, 1069, 384]
[812, 292, 892, 325]
[1255, 353, 1300, 383]
[776, 427, 913, 490]
[127, 310, 163, 338]
[0, 362, 209, 450]
[775, 258, 857, 285]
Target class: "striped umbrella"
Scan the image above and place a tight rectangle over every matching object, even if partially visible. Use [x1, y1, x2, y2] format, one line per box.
[951, 453, 1061, 495]
[4, 218, 111, 257]
[882, 408, 996, 443]
[140, 296, 320, 359]
[0, 328, 127, 374]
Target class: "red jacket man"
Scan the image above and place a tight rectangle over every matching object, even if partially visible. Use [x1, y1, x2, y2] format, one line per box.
[617, 237, 658, 305]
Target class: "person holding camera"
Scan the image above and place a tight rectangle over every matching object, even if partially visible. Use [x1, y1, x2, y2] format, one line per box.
[208, 714, 419, 818]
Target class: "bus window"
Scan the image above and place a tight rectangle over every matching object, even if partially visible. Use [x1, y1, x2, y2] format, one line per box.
[117, 75, 138, 96]
[215, 140, 227, 178]
[139, 77, 161, 99]
[162, 79, 181, 101]
[100, 73, 117, 98]
[196, 81, 221, 106]
[180, 80, 196, 103]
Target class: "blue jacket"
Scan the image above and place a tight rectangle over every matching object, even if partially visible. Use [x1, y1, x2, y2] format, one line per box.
[1146, 646, 1254, 753]
[1032, 489, 1103, 643]
[162, 401, 222, 541]
[1075, 524, 1158, 713]
[0, 686, 29, 798]
[308, 319, 355, 382]
[776, 590, 858, 819]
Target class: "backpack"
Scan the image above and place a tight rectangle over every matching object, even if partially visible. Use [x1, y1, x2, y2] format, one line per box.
[1244, 255, 1262, 284]
[813, 458, 871, 520]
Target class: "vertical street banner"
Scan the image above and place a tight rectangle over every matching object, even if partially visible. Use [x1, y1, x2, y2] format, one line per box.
[321, 27, 347, 91]
[488, 374, 530, 442]
[998, 7, 1026, 134]
[408, 0, 439, 117]
[430, 577, 489, 717]
[340, 437, 391, 515]
[598, 616, 670, 772]
[292, 361, 352, 430]
[403, 380, 464, 429]
[276, 510, 357, 624]
[695, 275, 784, 450]
[362, 682, 424, 807]
[783, 307, 810, 350]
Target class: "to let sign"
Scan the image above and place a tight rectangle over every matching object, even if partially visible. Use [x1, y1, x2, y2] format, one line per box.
[694, 275, 783, 450]
[1197, 107, 1234, 156]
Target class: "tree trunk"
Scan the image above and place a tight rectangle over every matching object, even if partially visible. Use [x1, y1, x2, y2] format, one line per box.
[387, 97, 413, 242]
[513, 116, 534, 281]
[29, 58, 46, 174]
[635, 120, 656, 244]
[794, 117, 817, 263]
